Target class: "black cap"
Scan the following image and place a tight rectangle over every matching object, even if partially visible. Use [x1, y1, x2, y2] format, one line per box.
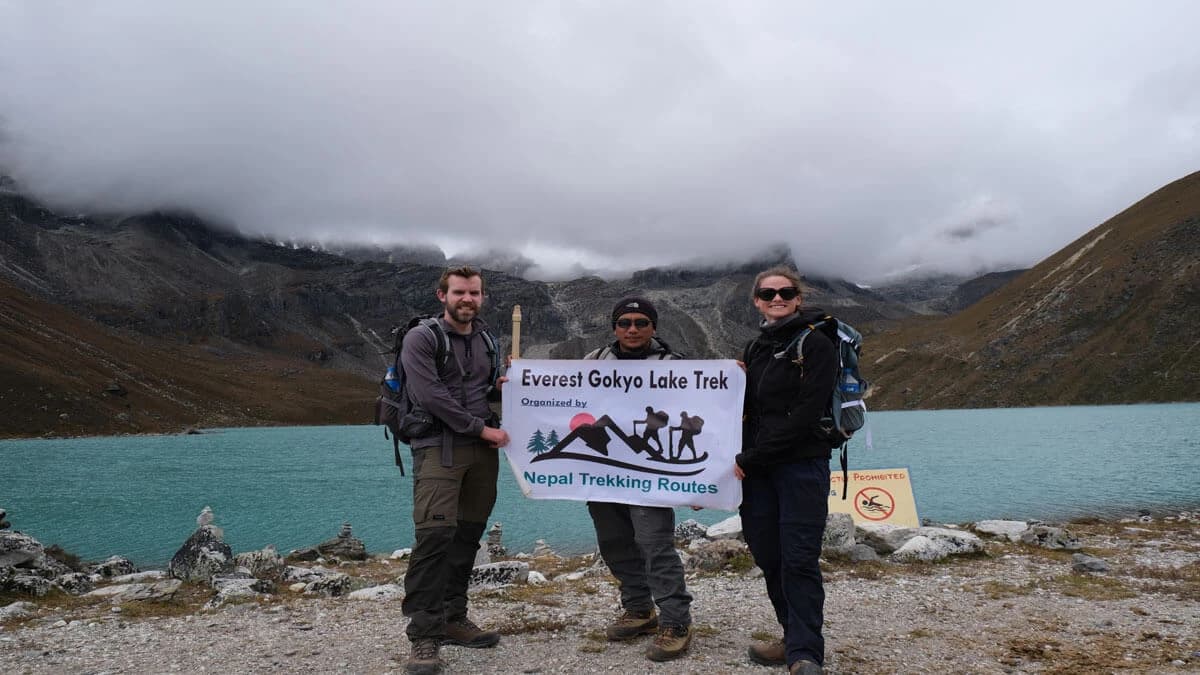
[611, 296, 657, 328]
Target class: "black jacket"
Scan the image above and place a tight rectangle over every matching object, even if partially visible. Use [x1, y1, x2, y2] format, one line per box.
[737, 309, 837, 471]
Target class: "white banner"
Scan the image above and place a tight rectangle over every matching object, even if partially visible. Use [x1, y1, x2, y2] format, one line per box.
[501, 359, 745, 510]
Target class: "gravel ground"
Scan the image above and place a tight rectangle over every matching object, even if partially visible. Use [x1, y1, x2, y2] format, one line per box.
[2, 518, 1197, 674]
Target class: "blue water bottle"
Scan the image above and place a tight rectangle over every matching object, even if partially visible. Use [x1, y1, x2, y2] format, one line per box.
[840, 367, 860, 394]
[384, 366, 400, 392]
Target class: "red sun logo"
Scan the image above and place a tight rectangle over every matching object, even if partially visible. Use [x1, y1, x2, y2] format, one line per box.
[569, 413, 596, 430]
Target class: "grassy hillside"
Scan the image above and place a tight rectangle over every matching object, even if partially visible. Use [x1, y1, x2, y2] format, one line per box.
[0, 278, 375, 438]
[868, 171, 1200, 409]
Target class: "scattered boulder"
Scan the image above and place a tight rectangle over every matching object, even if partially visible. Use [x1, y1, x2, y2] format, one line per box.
[890, 528, 984, 563]
[972, 520, 1029, 542]
[281, 565, 351, 596]
[104, 381, 128, 397]
[0, 600, 37, 620]
[315, 522, 367, 561]
[36, 556, 73, 580]
[288, 547, 321, 562]
[234, 546, 285, 580]
[684, 539, 751, 572]
[209, 574, 274, 605]
[1, 569, 52, 597]
[849, 544, 881, 562]
[674, 519, 709, 543]
[110, 571, 165, 584]
[89, 556, 138, 579]
[85, 579, 182, 603]
[0, 531, 45, 568]
[855, 523, 916, 554]
[1020, 525, 1082, 550]
[348, 584, 403, 601]
[169, 525, 234, 582]
[706, 515, 743, 541]
[306, 573, 351, 597]
[822, 513, 856, 555]
[282, 566, 328, 585]
[469, 561, 530, 589]
[1072, 553, 1110, 574]
[55, 572, 95, 595]
[390, 548, 412, 560]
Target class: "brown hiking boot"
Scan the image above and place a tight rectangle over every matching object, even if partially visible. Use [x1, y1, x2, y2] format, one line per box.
[748, 638, 786, 666]
[404, 638, 442, 675]
[645, 624, 692, 662]
[442, 616, 500, 648]
[605, 609, 658, 641]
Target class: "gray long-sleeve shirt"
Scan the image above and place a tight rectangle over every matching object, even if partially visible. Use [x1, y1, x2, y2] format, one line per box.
[400, 316, 496, 448]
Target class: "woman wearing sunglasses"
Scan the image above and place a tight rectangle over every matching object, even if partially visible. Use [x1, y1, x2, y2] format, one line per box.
[736, 266, 837, 675]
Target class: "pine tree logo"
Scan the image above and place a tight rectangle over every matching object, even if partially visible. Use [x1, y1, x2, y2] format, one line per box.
[527, 429, 549, 455]
[545, 429, 560, 448]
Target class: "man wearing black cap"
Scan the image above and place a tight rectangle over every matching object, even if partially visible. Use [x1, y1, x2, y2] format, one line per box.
[582, 296, 694, 662]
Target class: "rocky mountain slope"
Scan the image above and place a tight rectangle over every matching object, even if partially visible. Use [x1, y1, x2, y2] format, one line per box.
[0, 185, 913, 437]
[868, 170, 1200, 408]
[3, 169, 1197, 436]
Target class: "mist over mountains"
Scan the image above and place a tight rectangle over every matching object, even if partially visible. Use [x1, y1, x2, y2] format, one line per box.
[2, 170, 1198, 437]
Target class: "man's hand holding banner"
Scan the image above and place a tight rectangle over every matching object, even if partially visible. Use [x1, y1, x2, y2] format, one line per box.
[501, 360, 745, 511]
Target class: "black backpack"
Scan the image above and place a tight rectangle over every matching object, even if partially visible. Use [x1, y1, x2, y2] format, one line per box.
[373, 315, 501, 475]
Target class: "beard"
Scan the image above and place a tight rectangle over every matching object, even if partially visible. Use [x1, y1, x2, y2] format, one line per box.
[446, 301, 478, 324]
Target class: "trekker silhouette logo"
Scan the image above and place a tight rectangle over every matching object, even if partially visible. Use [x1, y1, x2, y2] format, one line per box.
[528, 408, 709, 476]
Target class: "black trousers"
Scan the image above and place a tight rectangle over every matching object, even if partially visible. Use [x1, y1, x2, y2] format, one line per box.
[740, 457, 830, 667]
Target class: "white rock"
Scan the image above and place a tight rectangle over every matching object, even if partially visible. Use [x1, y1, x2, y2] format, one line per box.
[390, 548, 412, 560]
[706, 515, 743, 541]
[526, 571, 548, 585]
[110, 571, 166, 584]
[348, 584, 403, 601]
[288, 582, 307, 593]
[972, 520, 1029, 542]
[0, 601, 36, 620]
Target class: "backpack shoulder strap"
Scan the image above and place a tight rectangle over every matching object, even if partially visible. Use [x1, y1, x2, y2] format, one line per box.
[584, 345, 612, 360]
[417, 317, 451, 370]
[479, 329, 502, 387]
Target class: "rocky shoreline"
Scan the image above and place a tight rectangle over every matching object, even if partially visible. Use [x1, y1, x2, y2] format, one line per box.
[2, 506, 1197, 673]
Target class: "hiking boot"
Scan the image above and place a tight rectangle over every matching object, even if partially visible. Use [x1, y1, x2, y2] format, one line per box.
[748, 638, 786, 666]
[645, 624, 692, 662]
[605, 609, 658, 641]
[789, 658, 824, 674]
[442, 616, 500, 648]
[405, 638, 442, 675]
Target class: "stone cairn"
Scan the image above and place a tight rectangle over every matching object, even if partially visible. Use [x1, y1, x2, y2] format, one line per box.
[168, 506, 234, 582]
[486, 522, 506, 559]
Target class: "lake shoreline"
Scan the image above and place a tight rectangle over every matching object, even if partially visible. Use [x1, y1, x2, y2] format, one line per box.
[2, 512, 1197, 673]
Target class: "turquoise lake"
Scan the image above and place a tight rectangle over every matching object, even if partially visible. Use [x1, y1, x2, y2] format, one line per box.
[2, 403, 1198, 567]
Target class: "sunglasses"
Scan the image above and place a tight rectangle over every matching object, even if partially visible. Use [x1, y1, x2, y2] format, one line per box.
[616, 318, 652, 329]
[755, 286, 800, 302]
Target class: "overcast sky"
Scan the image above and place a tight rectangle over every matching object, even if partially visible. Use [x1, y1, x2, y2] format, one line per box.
[2, 2, 1198, 281]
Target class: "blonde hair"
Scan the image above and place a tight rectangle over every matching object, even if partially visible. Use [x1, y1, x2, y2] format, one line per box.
[751, 266, 803, 299]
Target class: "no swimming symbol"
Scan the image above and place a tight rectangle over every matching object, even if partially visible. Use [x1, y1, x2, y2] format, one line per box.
[854, 487, 895, 521]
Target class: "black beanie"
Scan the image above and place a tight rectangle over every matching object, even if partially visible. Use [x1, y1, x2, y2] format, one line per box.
[611, 296, 658, 328]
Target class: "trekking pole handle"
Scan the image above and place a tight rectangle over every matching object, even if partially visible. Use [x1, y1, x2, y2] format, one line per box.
[511, 305, 522, 359]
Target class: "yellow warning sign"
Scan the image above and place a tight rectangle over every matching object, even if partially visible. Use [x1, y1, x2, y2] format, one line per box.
[829, 467, 919, 527]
